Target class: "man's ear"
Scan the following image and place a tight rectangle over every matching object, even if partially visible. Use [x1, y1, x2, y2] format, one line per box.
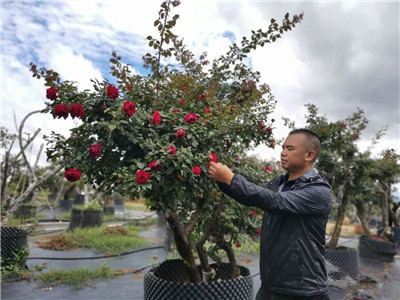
[305, 150, 316, 162]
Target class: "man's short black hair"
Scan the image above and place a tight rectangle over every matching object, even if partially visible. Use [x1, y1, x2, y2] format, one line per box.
[289, 128, 321, 162]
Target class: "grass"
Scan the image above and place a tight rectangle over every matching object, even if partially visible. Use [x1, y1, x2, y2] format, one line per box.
[37, 264, 115, 290]
[36, 225, 150, 255]
[124, 198, 150, 211]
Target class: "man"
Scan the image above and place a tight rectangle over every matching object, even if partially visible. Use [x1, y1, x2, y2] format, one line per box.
[208, 128, 332, 300]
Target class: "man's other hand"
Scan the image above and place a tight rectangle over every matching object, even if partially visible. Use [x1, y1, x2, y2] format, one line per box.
[208, 162, 234, 185]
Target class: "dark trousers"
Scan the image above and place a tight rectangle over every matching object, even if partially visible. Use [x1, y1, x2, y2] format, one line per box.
[256, 286, 330, 300]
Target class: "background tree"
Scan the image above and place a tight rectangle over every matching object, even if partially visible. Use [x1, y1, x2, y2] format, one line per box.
[304, 103, 377, 249]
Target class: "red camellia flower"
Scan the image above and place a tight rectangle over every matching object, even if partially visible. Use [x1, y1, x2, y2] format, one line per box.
[180, 85, 186, 91]
[171, 109, 181, 113]
[192, 166, 201, 176]
[259, 122, 266, 130]
[176, 129, 185, 138]
[235, 243, 242, 248]
[271, 118, 275, 122]
[126, 84, 132, 90]
[46, 86, 58, 100]
[151, 111, 161, 124]
[136, 170, 150, 184]
[88, 143, 101, 158]
[267, 127, 272, 132]
[106, 85, 119, 99]
[209, 152, 217, 163]
[256, 228, 262, 235]
[204, 107, 211, 114]
[69, 103, 85, 118]
[123, 101, 136, 116]
[185, 113, 197, 124]
[166, 146, 176, 154]
[64, 168, 82, 182]
[197, 95, 202, 100]
[53, 104, 69, 119]
[179, 99, 186, 105]
[248, 210, 256, 217]
[148, 160, 162, 171]
[265, 166, 272, 172]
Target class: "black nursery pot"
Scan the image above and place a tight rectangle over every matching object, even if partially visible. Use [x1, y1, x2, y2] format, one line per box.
[59, 199, 72, 210]
[15, 205, 36, 219]
[325, 247, 359, 277]
[144, 259, 254, 300]
[358, 235, 396, 262]
[0, 227, 28, 266]
[83, 209, 103, 228]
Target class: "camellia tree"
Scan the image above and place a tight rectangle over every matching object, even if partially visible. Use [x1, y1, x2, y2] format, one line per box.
[31, 0, 302, 282]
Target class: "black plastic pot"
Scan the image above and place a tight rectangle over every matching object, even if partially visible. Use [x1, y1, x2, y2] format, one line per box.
[59, 199, 72, 210]
[325, 247, 359, 277]
[73, 194, 85, 205]
[69, 208, 83, 230]
[0, 227, 28, 266]
[144, 259, 254, 300]
[113, 196, 125, 206]
[15, 205, 36, 219]
[83, 209, 103, 228]
[103, 206, 115, 215]
[68, 208, 103, 230]
[358, 235, 397, 261]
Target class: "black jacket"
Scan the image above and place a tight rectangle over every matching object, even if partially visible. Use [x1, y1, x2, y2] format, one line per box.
[218, 168, 332, 296]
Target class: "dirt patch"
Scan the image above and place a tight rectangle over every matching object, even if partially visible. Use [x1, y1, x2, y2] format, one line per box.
[103, 226, 127, 236]
[36, 234, 77, 250]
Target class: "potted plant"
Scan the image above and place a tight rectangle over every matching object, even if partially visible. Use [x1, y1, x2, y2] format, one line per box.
[31, 1, 302, 298]
[69, 203, 103, 230]
[357, 149, 400, 261]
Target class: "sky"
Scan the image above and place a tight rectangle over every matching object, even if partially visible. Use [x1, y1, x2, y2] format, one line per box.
[1, 0, 399, 172]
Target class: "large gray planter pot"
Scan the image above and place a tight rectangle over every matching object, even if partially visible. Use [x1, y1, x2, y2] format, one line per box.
[358, 235, 396, 262]
[144, 259, 254, 300]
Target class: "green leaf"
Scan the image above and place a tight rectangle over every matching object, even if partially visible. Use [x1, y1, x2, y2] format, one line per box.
[108, 124, 117, 132]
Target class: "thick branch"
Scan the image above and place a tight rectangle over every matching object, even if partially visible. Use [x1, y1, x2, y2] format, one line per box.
[196, 194, 227, 275]
[18, 110, 42, 176]
[9, 165, 63, 213]
[216, 235, 238, 279]
[184, 195, 205, 236]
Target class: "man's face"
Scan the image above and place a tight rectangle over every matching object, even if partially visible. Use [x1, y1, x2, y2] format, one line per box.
[280, 133, 309, 173]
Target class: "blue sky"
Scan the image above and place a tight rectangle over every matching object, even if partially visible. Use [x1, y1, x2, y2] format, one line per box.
[1, 0, 399, 172]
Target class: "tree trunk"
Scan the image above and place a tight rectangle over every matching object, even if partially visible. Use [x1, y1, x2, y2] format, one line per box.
[327, 192, 348, 250]
[167, 211, 201, 283]
[195, 194, 226, 281]
[217, 235, 238, 279]
[354, 199, 372, 238]
[380, 188, 391, 241]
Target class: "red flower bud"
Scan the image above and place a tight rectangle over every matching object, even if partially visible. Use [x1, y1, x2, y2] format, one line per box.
[53, 104, 69, 119]
[176, 129, 185, 138]
[185, 113, 197, 124]
[151, 111, 161, 124]
[88, 143, 101, 158]
[136, 170, 150, 184]
[64, 168, 81, 182]
[69, 103, 85, 118]
[148, 160, 162, 171]
[123, 101, 136, 116]
[106, 85, 119, 99]
[192, 166, 201, 176]
[46, 86, 58, 100]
